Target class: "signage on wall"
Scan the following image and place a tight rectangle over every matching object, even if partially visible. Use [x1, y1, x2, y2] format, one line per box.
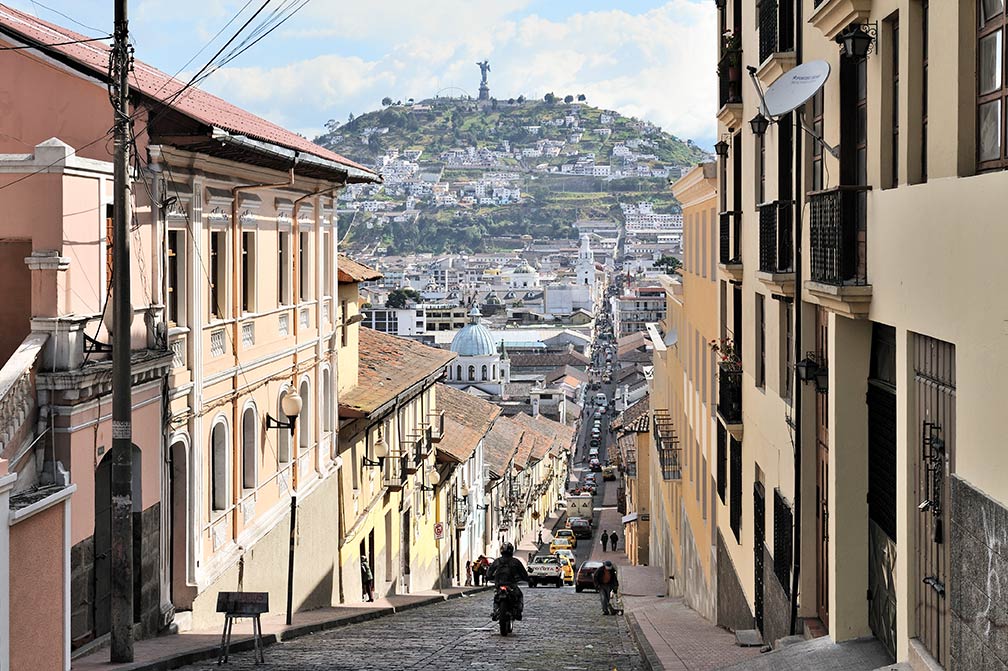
[433, 522, 444, 540]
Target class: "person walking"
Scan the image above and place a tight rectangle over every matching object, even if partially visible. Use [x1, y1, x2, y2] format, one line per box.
[610, 530, 619, 552]
[592, 560, 620, 615]
[600, 529, 610, 552]
[360, 554, 375, 602]
[465, 560, 473, 586]
[473, 555, 485, 586]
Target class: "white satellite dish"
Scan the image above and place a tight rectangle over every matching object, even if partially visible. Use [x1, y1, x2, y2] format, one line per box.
[762, 60, 831, 117]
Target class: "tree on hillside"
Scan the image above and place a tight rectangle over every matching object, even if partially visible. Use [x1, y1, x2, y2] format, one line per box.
[507, 97, 515, 104]
[654, 255, 682, 274]
[564, 94, 574, 103]
[577, 93, 586, 101]
[382, 96, 393, 106]
[517, 95, 526, 103]
[544, 92, 557, 104]
[386, 288, 421, 308]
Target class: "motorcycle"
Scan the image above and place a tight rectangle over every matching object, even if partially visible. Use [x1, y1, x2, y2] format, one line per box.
[493, 584, 521, 635]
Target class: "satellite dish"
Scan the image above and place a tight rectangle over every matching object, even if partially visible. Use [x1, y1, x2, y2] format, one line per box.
[762, 60, 830, 117]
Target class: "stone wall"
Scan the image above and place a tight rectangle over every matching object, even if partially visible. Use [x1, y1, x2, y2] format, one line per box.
[69, 537, 94, 646]
[136, 503, 161, 639]
[680, 510, 715, 622]
[762, 545, 790, 647]
[950, 475, 1008, 670]
[717, 530, 754, 632]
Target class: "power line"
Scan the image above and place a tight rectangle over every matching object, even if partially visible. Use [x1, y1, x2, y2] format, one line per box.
[0, 34, 110, 50]
[23, 0, 105, 35]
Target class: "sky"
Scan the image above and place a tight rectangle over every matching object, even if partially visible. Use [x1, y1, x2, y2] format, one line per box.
[7, 0, 717, 149]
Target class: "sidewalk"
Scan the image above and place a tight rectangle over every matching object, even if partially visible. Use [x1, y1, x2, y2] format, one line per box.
[72, 586, 490, 671]
[590, 480, 760, 671]
[517, 505, 566, 559]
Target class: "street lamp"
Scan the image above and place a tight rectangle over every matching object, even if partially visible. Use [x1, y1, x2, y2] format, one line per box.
[361, 429, 388, 468]
[838, 23, 876, 60]
[266, 390, 303, 435]
[420, 465, 440, 492]
[749, 112, 770, 137]
[796, 354, 828, 393]
[714, 140, 729, 158]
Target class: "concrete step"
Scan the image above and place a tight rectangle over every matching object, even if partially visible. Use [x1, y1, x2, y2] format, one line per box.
[735, 629, 764, 647]
[801, 616, 828, 640]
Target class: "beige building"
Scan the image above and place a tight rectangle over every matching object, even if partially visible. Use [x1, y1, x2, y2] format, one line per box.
[612, 397, 651, 565]
[709, 1, 1008, 668]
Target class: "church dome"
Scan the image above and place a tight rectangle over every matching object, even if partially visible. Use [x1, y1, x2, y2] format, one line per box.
[450, 307, 497, 357]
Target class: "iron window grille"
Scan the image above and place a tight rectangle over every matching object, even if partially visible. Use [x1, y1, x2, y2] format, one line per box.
[773, 488, 793, 596]
[809, 185, 871, 286]
[758, 201, 794, 273]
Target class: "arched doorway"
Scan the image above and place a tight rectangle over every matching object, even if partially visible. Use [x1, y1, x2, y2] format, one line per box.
[169, 438, 196, 610]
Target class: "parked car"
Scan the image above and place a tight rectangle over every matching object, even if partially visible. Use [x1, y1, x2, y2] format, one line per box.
[553, 528, 577, 548]
[558, 555, 575, 585]
[590, 438, 600, 448]
[567, 515, 591, 529]
[576, 560, 604, 593]
[588, 447, 599, 458]
[580, 481, 597, 494]
[602, 465, 617, 481]
[549, 537, 573, 554]
[570, 518, 593, 539]
[528, 555, 563, 588]
[589, 458, 602, 472]
[553, 548, 577, 572]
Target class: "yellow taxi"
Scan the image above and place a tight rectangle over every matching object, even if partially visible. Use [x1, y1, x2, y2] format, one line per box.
[553, 528, 577, 548]
[549, 537, 573, 554]
[553, 548, 577, 581]
[557, 555, 575, 585]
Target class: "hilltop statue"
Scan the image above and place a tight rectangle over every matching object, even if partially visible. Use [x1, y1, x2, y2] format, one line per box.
[477, 60, 491, 101]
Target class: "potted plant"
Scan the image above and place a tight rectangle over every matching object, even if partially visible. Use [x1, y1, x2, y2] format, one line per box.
[710, 337, 741, 370]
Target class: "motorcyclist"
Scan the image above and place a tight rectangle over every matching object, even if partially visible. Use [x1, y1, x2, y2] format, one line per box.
[486, 541, 529, 620]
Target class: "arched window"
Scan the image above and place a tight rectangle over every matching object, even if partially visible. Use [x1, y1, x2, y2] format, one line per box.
[242, 406, 257, 490]
[481, 364, 488, 381]
[211, 420, 229, 511]
[456, 364, 462, 380]
[299, 379, 311, 454]
[322, 368, 333, 433]
[493, 364, 497, 379]
[468, 365, 475, 381]
[278, 389, 291, 463]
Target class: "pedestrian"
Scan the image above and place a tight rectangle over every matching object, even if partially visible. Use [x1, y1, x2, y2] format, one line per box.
[465, 560, 473, 586]
[600, 529, 609, 552]
[537, 525, 544, 545]
[610, 530, 619, 552]
[360, 554, 375, 602]
[473, 554, 485, 586]
[592, 560, 620, 615]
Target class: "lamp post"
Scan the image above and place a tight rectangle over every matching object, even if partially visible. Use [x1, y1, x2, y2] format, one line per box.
[838, 23, 876, 59]
[750, 112, 770, 137]
[362, 429, 388, 468]
[714, 140, 729, 158]
[266, 391, 303, 435]
[267, 389, 302, 626]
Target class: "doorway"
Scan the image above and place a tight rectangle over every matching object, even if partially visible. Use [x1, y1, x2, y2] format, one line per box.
[753, 481, 766, 636]
[169, 440, 195, 610]
[814, 306, 830, 628]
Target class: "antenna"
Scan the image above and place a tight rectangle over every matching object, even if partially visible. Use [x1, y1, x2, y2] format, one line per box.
[750, 60, 839, 159]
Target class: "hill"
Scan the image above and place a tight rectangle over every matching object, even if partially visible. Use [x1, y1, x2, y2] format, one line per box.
[313, 97, 709, 255]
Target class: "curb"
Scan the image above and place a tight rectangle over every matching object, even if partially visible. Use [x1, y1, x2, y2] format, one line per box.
[93, 587, 493, 671]
[625, 611, 663, 671]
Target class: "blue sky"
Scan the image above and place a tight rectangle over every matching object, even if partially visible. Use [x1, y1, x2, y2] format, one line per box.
[8, 1, 717, 148]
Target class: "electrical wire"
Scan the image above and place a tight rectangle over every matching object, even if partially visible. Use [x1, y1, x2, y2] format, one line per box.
[0, 34, 110, 50]
[23, 0, 105, 35]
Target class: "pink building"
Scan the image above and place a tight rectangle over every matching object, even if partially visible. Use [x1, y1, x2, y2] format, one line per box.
[0, 3, 379, 662]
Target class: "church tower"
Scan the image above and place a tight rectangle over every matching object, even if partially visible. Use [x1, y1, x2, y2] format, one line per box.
[576, 234, 595, 289]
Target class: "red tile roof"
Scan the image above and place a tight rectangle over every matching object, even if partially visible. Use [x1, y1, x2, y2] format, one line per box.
[0, 4, 374, 177]
[483, 417, 522, 479]
[339, 329, 455, 417]
[509, 413, 554, 463]
[435, 384, 501, 464]
[338, 254, 382, 284]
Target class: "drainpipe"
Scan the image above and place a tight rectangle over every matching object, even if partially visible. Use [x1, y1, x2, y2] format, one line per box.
[789, 0, 804, 638]
[231, 166, 296, 543]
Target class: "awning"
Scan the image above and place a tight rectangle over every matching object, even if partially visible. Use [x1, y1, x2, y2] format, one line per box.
[622, 512, 638, 524]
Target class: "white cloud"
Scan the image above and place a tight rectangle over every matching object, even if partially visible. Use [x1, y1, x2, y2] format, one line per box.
[194, 1, 717, 144]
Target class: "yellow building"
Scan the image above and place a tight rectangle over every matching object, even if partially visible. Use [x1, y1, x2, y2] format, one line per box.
[648, 162, 719, 622]
[711, 1, 1008, 668]
[612, 397, 651, 565]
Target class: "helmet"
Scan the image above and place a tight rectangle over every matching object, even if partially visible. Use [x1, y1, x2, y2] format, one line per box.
[500, 542, 515, 557]
[603, 560, 613, 568]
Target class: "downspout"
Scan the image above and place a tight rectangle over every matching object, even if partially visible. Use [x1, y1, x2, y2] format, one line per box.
[789, 0, 804, 637]
[231, 166, 296, 543]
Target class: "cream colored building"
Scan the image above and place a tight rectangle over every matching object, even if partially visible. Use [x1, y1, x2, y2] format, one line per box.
[712, 1, 1008, 668]
[612, 397, 651, 565]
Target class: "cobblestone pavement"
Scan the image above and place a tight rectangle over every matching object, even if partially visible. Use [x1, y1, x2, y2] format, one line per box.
[177, 585, 643, 670]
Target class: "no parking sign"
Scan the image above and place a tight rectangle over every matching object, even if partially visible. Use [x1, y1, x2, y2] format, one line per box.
[434, 522, 445, 540]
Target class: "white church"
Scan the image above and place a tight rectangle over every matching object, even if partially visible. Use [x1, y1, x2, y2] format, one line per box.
[543, 234, 602, 317]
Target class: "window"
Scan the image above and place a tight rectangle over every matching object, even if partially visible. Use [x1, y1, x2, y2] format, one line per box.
[322, 368, 333, 434]
[167, 229, 185, 327]
[456, 364, 462, 380]
[299, 232, 311, 301]
[278, 231, 291, 305]
[978, 0, 1007, 170]
[298, 380, 310, 454]
[758, 132, 766, 204]
[756, 293, 766, 388]
[701, 212, 708, 279]
[889, 16, 900, 187]
[717, 422, 727, 503]
[468, 365, 476, 381]
[481, 364, 488, 381]
[730, 435, 742, 542]
[278, 390, 291, 464]
[242, 406, 257, 490]
[920, 0, 929, 181]
[242, 231, 255, 312]
[211, 420, 229, 511]
[773, 488, 793, 596]
[341, 300, 349, 347]
[810, 90, 824, 191]
[323, 229, 332, 298]
[209, 231, 226, 320]
[780, 301, 793, 402]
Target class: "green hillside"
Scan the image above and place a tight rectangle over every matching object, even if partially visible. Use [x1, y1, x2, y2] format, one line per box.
[314, 97, 708, 254]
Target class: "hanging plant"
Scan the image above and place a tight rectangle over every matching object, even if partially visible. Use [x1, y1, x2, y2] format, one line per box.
[710, 337, 741, 369]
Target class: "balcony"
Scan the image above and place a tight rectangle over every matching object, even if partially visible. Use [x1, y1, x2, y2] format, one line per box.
[757, 200, 795, 295]
[383, 454, 408, 492]
[717, 48, 743, 129]
[810, 0, 873, 41]
[807, 186, 873, 318]
[717, 363, 744, 440]
[756, 0, 796, 86]
[718, 211, 744, 283]
[653, 409, 681, 481]
[427, 410, 445, 443]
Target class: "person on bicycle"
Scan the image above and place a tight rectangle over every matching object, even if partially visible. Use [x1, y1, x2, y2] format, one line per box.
[486, 542, 529, 620]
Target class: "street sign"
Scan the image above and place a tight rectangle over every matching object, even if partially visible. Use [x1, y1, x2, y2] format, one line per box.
[434, 522, 444, 540]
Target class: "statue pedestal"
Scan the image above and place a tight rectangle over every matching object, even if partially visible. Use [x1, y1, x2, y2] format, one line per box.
[478, 84, 490, 101]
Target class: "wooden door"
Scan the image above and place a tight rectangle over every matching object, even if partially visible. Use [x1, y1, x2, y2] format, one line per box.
[814, 306, 830, 627]
[754, 481, 766, 635]
[914, 334, 955, 667]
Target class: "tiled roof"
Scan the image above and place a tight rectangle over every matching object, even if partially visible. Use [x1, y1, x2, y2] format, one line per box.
[0, 4, 374, 177]
[509, 414, 551, 463]
[617, 331, 650, 355]
[611, 396, 650, 434]
[508, 351, 590, 369]
[545, 365, 589, 385]
[338, 254, 382, 284]
[513, 430, 536, 470]
[339, 329, 455, 417]
[435, 384, 501, 464]
[483, 417, 523, 479]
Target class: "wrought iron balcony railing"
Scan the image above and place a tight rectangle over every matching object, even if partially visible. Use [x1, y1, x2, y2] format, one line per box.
[758, 200, 794, 274]
[718, 363, 743, 425]
[718, 49, 742, 108]
[759, 0, 795, 64]
[809, 185, 870, 286]
[719, 211, 742, 265]
[653, 409, 681, 480]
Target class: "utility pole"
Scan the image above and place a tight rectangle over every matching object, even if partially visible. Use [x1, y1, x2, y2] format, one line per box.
[110, 0, 134, 662]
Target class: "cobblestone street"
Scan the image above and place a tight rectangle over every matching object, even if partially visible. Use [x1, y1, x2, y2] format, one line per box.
[177, 583, 643, 671]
